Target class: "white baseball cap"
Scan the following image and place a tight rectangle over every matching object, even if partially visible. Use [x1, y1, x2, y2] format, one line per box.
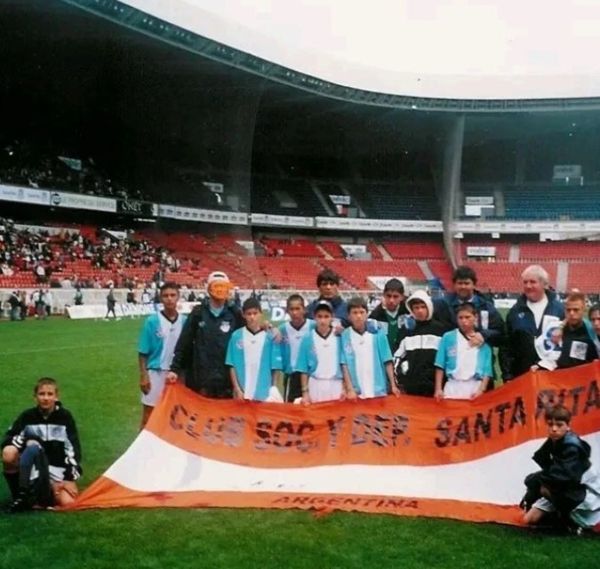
[207, 271, 230, 286]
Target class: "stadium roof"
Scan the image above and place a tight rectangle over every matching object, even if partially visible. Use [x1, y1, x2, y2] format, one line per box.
[62, 0, 600, 110]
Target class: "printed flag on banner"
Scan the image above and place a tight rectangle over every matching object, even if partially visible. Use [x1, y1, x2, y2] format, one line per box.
[68, 363, 600, 526]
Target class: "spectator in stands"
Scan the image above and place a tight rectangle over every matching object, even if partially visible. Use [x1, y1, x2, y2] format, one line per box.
[533, 292, 596, 371]
[394, 290, 445, 397]
[369, 278, 410, 353]
[499, 265, 565, 381]
[306, 269, 348, 327]
[433, 265, 504, 348]
[168, 271, 244, 398]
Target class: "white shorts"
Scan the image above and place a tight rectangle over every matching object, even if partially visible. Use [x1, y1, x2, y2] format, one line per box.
[141, 370, 168, 407]
[443, 379, 481, 400]
[308, 377, 343, 403]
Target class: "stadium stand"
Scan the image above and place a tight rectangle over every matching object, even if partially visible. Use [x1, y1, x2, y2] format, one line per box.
[383, 240, 446, 259]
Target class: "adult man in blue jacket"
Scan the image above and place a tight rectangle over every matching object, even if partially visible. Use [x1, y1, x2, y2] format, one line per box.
[306, 269, 348, 328]
[499, 264, 564, 381]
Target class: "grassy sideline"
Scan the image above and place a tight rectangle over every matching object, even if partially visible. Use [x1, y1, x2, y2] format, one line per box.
[0, 316, 597, 569]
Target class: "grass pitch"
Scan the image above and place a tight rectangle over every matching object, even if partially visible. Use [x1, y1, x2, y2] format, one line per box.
[0, 317, 596, 569]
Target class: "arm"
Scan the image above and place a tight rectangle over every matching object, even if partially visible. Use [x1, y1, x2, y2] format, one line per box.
[229, 367, 244, 400]
[300, 373, 310, 405]
[138, 354, 151, 394]
[342, 364, 357, 400]
[64, 412, 82, 481]
[385, 361, 400, 397]
[434, 368, 444, 401]
[473, 377, 489, 399]
[168, 310, 196, 381]
[498, 312, 515, 381]
[539, 444, 590, 489]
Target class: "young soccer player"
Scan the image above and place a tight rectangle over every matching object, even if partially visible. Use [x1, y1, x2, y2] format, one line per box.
[521, 405, 600, 532]
[226, 297, 283, 401]
[369, 278, 409, 352]
[434, 303, 492, 400]
[138, 282, 186, 429]
[341, 297, 400, 399]
[555, 293, 596, 369]
[394, 290, 445, 397]
[295, 300, 343, 404]
[279, 294, 314, 402]
[2, 377, 81, 511]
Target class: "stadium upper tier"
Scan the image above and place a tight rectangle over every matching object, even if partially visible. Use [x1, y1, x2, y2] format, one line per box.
[116, 0, 600, 102]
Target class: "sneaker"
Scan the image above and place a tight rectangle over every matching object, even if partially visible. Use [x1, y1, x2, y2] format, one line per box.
[8, 494, 32, 513]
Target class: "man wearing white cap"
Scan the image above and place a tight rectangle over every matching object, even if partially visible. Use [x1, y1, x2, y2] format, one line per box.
[168, 271, 244, 397]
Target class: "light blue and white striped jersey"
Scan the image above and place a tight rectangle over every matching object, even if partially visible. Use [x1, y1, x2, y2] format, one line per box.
[279, 319, 315, 374]
[434, 329, 493, 381]
[340, 327, 392, 398]
[294, 329, 343, 380]
[138, 311, 186, 370]
[225, 327, 283, 401]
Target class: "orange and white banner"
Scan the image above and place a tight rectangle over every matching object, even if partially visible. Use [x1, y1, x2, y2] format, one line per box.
[69, 362, 600, 525]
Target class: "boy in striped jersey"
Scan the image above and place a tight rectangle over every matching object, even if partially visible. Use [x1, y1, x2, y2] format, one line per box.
[226, 298, 283, 401]
[279, 294, 314, 402]
[295, 300, 343, 404]
[2, 377, 81, 511]
[138, 282, 186, 429]
[341, 297, 400, 399]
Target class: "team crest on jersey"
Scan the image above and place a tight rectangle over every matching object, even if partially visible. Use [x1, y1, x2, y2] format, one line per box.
[220, 321, 231, 333]
[236, 339, 244, 349]
[198, 321, 206, 328]
[155, 329, 166, 338]
[344, 343, 354, 355]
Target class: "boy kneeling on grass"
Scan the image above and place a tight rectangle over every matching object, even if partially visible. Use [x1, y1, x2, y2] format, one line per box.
[2, 377, 82, 512]
[521, 405, 600, 533]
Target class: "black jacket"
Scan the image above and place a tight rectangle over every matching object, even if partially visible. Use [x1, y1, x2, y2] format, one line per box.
[1, 403, 82, 482]
[171, 298, 244, 396]
[369, 302, 410, 353]
[394, 319, 446, 396]
[556, 323, 597, 369]
[499, 291, 565, 380]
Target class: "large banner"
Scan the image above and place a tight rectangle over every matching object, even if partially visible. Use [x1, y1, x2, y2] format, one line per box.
[69, 364, 600, 525]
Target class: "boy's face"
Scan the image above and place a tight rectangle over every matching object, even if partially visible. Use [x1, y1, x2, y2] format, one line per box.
[547, 419, 570, 441]
[457, 310, 477, 333]
[565, 300, 585, 327]
[590, 310, 600, 335]
[318, 280, 338, 299]
[454, 278, 475, 300]
[35, 384, 58, 413]
[314, 309, 332, 330]
[287, 300, 306, 323]
[383, 290, 403, 311]
[160, 288, 179, 311]
[409, 300, 429, 321]
[349, 306, 368, 329]
[244, 307, 263, 329]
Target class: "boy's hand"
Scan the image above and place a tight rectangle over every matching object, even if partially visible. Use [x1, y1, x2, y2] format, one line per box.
[434, 388, 444, 402]
[165, 371, 179, 384]
[468, 332, 484, 347]
[390, 385, 401, 398]
[233, 386, 245, 400]
[139, 375, 151, 395]
[301, 393, 311, 406]
[345, 389, 358, 401]
[530, 365, 540, 372]
[471, 388, 484, 400]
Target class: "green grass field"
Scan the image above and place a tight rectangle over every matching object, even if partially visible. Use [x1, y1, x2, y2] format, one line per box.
[0, 317, 597, 569]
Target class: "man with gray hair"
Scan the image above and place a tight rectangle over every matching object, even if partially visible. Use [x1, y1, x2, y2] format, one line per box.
[499, 264, 564, 381]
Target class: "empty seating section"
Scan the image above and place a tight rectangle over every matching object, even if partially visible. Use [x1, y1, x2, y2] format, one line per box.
[253, 257, 323, 289]
[567, 264, 600, 294]
[503, 185, 600, 220]
[261, 239, 322, 257]
[319, 241, 345, 258]
[354, 183, 440, 220]
[322, 260, 426, 290]
[426, 261, 454, 290]
[383, 241, 446, 259]
[519, 241, 600, 261]
[251, 177, 328, 217]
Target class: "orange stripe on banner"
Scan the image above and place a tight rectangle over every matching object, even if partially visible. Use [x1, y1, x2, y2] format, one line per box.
[66, 476, 525, 526]
[142, 362, 600, 468]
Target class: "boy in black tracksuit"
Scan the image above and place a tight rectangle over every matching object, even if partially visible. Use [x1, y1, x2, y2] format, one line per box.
[393, 289, 445, 397]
